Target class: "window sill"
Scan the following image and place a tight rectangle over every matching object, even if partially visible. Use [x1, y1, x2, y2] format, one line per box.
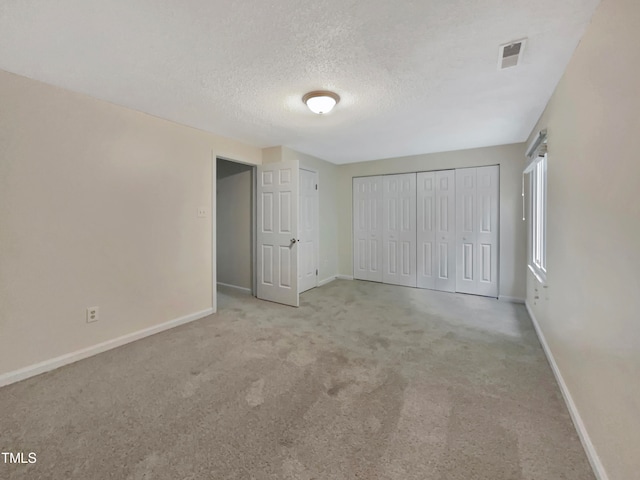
[528, 264, 547, 285]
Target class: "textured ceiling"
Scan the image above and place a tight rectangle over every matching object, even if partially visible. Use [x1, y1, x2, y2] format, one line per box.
[0, 0, 600, 164]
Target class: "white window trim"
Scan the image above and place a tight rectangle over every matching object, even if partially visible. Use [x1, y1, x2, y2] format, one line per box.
[524, 131, 547, 285]
[528, 153, 547, 285]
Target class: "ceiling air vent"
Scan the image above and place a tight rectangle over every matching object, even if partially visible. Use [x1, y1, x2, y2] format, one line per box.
[498, 39, 527, 70]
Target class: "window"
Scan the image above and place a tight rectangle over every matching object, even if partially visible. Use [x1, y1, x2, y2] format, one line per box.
[524, 130, 547, 283]
[529, 152, 547, 282]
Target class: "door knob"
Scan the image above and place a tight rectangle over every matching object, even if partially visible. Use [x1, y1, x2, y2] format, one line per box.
[290, 238, 298, 244]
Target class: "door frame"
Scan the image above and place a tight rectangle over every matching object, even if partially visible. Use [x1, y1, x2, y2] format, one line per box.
[213, 155, 258, 313]
[299, 167, 320, 293]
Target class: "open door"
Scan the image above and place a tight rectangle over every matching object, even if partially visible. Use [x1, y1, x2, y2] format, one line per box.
[257, 160, 300, 307]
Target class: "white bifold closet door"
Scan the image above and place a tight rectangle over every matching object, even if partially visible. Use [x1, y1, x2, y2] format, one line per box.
[353, 176, 383, 282]
[417, 170, 456, 292]
[383, 173, 417, 287]
[455, 166, 499, 297]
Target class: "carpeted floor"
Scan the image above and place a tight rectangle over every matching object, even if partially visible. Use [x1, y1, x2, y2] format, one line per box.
[0, 280, 594, 479]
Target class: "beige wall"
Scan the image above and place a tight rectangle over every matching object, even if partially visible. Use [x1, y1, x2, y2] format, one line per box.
[216, 160, 253, 290]
[0, 69, 261, 377]
[524, 0, 640, 478]
[336, 144, 527, 299]
[263, 146, 340, 283]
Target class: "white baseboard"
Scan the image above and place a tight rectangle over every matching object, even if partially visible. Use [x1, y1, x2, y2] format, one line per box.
[217, 282, 251, 294]
[336, 275, 354, 281]
[0, 308, 214, 388]
[318, 276, 336, 287]
[498, 295, 525, 304]
[525, 301, 608, 480]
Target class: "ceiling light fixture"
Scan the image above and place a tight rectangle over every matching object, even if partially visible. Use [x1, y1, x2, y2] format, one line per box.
[302, 90, 340, 114]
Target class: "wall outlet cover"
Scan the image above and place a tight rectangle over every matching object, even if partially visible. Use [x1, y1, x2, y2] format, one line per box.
[86, 306, 99, 323]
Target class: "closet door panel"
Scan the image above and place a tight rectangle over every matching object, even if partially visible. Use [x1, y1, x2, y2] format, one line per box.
[417, 172, 436, 289]
[383, 173, 417, 287]
[475, 166, 499, 297]
[353, 176, 383, 282]
[456, 168, 478, 294]
[435, 170, 456, 292]
[455, 166, 499, 297]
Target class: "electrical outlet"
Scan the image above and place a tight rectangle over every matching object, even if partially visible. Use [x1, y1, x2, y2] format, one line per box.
[197, 207, 207, 218]
[86, 306, 99, 323]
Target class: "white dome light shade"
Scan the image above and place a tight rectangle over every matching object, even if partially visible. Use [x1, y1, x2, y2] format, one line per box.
[303, 91, 340, 114]
[306, 95, 336, 114]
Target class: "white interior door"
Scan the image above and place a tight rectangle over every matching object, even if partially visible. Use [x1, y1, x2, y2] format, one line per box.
[417, 172, 436, 289]
[475, 166, 499, 296]
[417, 170, 456, 292]
[456, 168, 478, 295]
[257, 160, 299, 307]
[299, 169, 318, 293]
[455, 166, 499, 297]
[353, 176, 383, 282]
[435, 170, 456, 292]
[383, 173, 417, 287]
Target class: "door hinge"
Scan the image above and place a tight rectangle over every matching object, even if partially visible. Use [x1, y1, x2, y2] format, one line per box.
[315, 184, 318, 190]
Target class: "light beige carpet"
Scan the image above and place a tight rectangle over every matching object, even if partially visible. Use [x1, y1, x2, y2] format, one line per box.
[0, 280, 594, 479]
